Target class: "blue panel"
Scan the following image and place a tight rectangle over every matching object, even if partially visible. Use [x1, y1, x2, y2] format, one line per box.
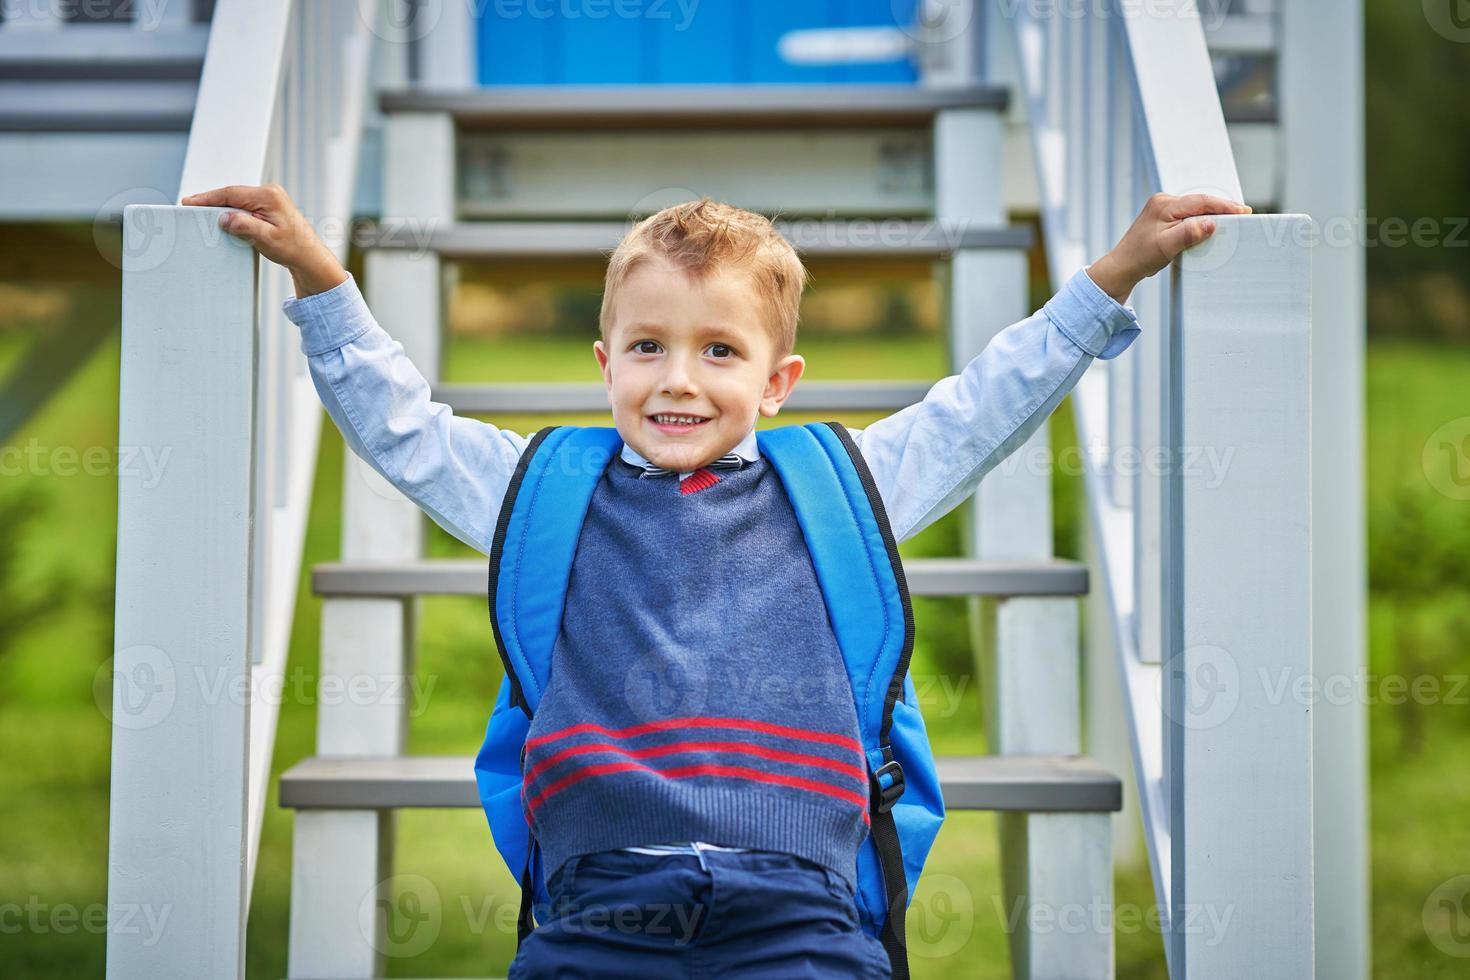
[560, 3, 650, 83]
[653, 0, 739, 83]
[476, 0, 919, 86]
[478, 4, 556, 85]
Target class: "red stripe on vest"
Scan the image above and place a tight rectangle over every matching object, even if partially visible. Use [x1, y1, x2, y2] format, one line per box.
[523, 738, 867, 786]
[523, 760, 871, 824]
[525, 716, 864, 756]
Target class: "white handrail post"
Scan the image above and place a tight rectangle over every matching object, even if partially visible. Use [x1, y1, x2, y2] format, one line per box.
[1164, 214, 1313, 977]
[107, 204, 258, 979]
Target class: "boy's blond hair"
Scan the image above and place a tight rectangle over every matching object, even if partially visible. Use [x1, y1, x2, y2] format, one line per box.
[599, 199, 809, 365]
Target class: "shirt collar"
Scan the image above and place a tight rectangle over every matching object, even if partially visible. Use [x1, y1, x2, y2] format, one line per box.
[619, 427, 761, 482]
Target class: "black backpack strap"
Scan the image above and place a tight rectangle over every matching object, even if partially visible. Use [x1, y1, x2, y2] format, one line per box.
[516, 835, 538, 946]
[819, 421, 915, 980]
[870, 743, 910, 980]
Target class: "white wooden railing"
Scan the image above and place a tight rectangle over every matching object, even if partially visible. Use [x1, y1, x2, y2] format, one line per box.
[996, 1, 1314, 976]
[106, 1, 377, 975]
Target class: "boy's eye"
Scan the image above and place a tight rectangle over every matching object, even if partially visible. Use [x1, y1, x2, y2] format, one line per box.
[631, 340, 736, 358]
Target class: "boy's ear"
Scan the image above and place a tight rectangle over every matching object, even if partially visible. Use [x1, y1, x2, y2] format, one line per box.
[593, 340, 612, 396]
[758, 354, 805, 418]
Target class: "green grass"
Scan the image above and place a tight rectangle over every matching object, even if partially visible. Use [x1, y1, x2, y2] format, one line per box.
[3, 325, 1469, 977]
[1362, 341, 1470, 978]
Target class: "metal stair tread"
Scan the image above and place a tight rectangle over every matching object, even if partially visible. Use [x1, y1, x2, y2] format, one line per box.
[355, 219, 1033, 257]
[379, 83, 1009, 128]
[312, 557, 1088, 598]
[280, 753, 1121, 813]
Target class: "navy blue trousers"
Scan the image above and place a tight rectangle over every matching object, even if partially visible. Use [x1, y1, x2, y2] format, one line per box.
[508, 845, 892, 978]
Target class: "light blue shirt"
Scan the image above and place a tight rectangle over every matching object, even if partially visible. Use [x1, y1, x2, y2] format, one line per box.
[281, 265, 1139, 551]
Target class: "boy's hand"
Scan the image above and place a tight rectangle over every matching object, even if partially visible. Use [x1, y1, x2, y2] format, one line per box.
[180, 183, 349, 299]
[1087, 192, 1253, 305]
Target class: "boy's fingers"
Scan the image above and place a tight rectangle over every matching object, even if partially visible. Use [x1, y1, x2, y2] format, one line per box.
[1160, 215, 1216, 256]
[1164, 193, 1252, 219]
[218, 209, 271, 241]
[181, 184, 275, 211]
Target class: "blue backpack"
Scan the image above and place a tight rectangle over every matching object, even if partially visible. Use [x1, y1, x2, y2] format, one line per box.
[473, 422, 944, 978]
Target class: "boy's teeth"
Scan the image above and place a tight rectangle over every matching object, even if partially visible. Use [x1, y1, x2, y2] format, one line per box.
[654, 415, 706, 425]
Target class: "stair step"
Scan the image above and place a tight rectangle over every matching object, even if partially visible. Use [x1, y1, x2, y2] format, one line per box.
[379, 83, 1008, 129]
[0, 25, 205, 133]
[0, 23, 208, 79]
[280, 754, 1121, 813]
[355, 219, 1032, 258]
[312, 558, 1088, 599]
[433, 380, 936, 415]
[0, 81, 196, 132]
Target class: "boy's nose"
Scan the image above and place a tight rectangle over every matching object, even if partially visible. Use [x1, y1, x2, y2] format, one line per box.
[660, 364, 698, 396]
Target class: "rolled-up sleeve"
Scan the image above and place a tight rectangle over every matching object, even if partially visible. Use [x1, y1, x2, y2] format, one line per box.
[1046, 264, 1141, 360]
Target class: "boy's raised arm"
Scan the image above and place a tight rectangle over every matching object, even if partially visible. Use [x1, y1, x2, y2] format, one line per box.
[851, 264, 1139, 544]
[182, 184, 529, 556]
[851, 192, 1251, 544]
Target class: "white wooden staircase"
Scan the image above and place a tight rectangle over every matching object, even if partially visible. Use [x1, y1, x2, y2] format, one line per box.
[278, 73, 1129, 978]
[105, 2, 1341, 979]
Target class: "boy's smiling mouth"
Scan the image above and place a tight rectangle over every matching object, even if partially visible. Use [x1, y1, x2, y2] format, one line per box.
[648, 414, 710, 433]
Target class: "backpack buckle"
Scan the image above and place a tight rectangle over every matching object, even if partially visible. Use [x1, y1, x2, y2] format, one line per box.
[871, 759, 905, 813]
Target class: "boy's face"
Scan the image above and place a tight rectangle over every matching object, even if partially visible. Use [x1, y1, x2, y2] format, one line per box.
[593, 255, 805, 474]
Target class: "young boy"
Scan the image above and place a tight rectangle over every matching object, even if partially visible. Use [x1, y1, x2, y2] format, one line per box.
[183, 184, 1247, 978]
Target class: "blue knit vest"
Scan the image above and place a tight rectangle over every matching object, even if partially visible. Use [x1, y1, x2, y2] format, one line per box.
[521, 453, 871, 887]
